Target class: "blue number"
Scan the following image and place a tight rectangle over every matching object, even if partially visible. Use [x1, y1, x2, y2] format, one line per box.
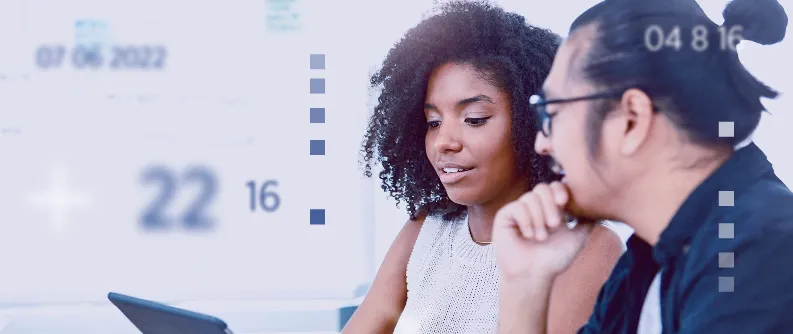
[123, 46, 139, 68]
[247, 180, 280, 212]
[110, 46, 166, 70]
[140, 166, 176, 229]
[35, 46, 53, 69]
[39, 44, 165, 71]
[71, 45, 102, 69]
[72, 46, 87, 69]
[35, 45, 66, 69]
[182, 166, 218, 229]
[152, 46, 166, 69]
[259, 180, 280, 212]
[140, 165, 218, 231]
[85, 47, 103, 69]
[110, 47, 123, 69]
[246, 181, 256, 211]
[138, 46, 152, 69]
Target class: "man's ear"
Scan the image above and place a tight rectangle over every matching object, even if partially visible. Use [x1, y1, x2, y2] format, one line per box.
[619, 88, 654, 155]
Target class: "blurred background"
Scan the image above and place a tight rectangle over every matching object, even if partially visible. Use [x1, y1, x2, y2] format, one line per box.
[0, 0, 790, 333]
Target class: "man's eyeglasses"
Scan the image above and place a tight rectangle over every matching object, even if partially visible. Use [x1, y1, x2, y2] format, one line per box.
[529, 90, 625, 137]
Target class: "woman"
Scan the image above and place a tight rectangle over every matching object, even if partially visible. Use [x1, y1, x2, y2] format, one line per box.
[345, 2, 624, 333]
[493, 0, 793, 333]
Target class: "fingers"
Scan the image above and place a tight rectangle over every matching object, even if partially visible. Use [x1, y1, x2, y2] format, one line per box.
[519, 193, 546, 240]
[533, 184, 564, 229]
[549, 181, 568, 206]
[493, 182, 576, 242]
[510, 198, 535, 239]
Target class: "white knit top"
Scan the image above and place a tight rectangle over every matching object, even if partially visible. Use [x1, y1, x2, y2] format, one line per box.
[392, 214, 626, 334]
[394, 214, 500, 334]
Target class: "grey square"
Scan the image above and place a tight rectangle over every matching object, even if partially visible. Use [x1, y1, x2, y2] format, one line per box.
[310, 78, 325, 94]
[719, 223, 734, 239]
[310, 140, 325, 155]
[719, 122, 734, 138]
[310, 108, 325, 123]
[310, 54, 325, 69]
[719, 191, 734, 207]
[719, 276, 734, 292]
[718, 252, 734, 268]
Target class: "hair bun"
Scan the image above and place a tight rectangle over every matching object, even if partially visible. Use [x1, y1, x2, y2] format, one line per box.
[723, 0, 788, 45]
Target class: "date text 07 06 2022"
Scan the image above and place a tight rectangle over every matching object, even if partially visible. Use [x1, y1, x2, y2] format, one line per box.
[35, 45, 167, 70]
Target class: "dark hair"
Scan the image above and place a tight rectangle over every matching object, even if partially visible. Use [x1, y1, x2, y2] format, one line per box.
[569, 0, 788, 152]
[360, 1, 561, 221]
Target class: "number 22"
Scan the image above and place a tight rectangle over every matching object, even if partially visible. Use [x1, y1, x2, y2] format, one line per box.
[140, 166, 218, 230]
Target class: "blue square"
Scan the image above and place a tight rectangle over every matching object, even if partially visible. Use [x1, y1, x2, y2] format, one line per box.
[310, 54, 325, 69]
[310, 78, 325, 94]
[310, 140, 325, 155]
[310, 209, 325, 225]
[310, 108, 325, 123]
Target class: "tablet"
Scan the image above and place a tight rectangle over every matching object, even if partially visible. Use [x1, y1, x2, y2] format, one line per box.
[108, 292, 233, 334]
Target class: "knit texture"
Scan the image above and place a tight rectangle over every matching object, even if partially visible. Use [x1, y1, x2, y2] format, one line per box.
[394, 214, 500, 334]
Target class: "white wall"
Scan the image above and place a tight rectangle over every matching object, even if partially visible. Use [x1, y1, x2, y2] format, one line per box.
[0, 0, 789, 310]
[0, 0, 418, 306]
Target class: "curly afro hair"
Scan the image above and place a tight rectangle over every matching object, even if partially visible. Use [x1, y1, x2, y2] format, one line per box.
[361, 0, 562, 221]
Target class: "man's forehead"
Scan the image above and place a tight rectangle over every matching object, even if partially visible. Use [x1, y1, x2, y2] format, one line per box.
[543, 45, 576, 98]
[544, 33, 590, 98]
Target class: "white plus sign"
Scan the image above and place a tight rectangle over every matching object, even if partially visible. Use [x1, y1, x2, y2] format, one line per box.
[27, 163, 94, 233]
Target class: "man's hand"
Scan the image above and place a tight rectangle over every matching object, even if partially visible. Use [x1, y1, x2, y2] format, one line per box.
[494, 181, 596, 334]
[493, 181, 594, 281]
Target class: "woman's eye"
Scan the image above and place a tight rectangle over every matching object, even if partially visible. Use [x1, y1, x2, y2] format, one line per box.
[427, 120, 441, 128]
[466, 117, 491, 126]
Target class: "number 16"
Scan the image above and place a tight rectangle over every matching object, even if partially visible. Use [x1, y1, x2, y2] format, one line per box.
[247, 180, 280, 212]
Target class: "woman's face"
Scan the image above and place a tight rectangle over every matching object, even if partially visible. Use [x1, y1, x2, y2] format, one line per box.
[424, 62, 528, 208]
